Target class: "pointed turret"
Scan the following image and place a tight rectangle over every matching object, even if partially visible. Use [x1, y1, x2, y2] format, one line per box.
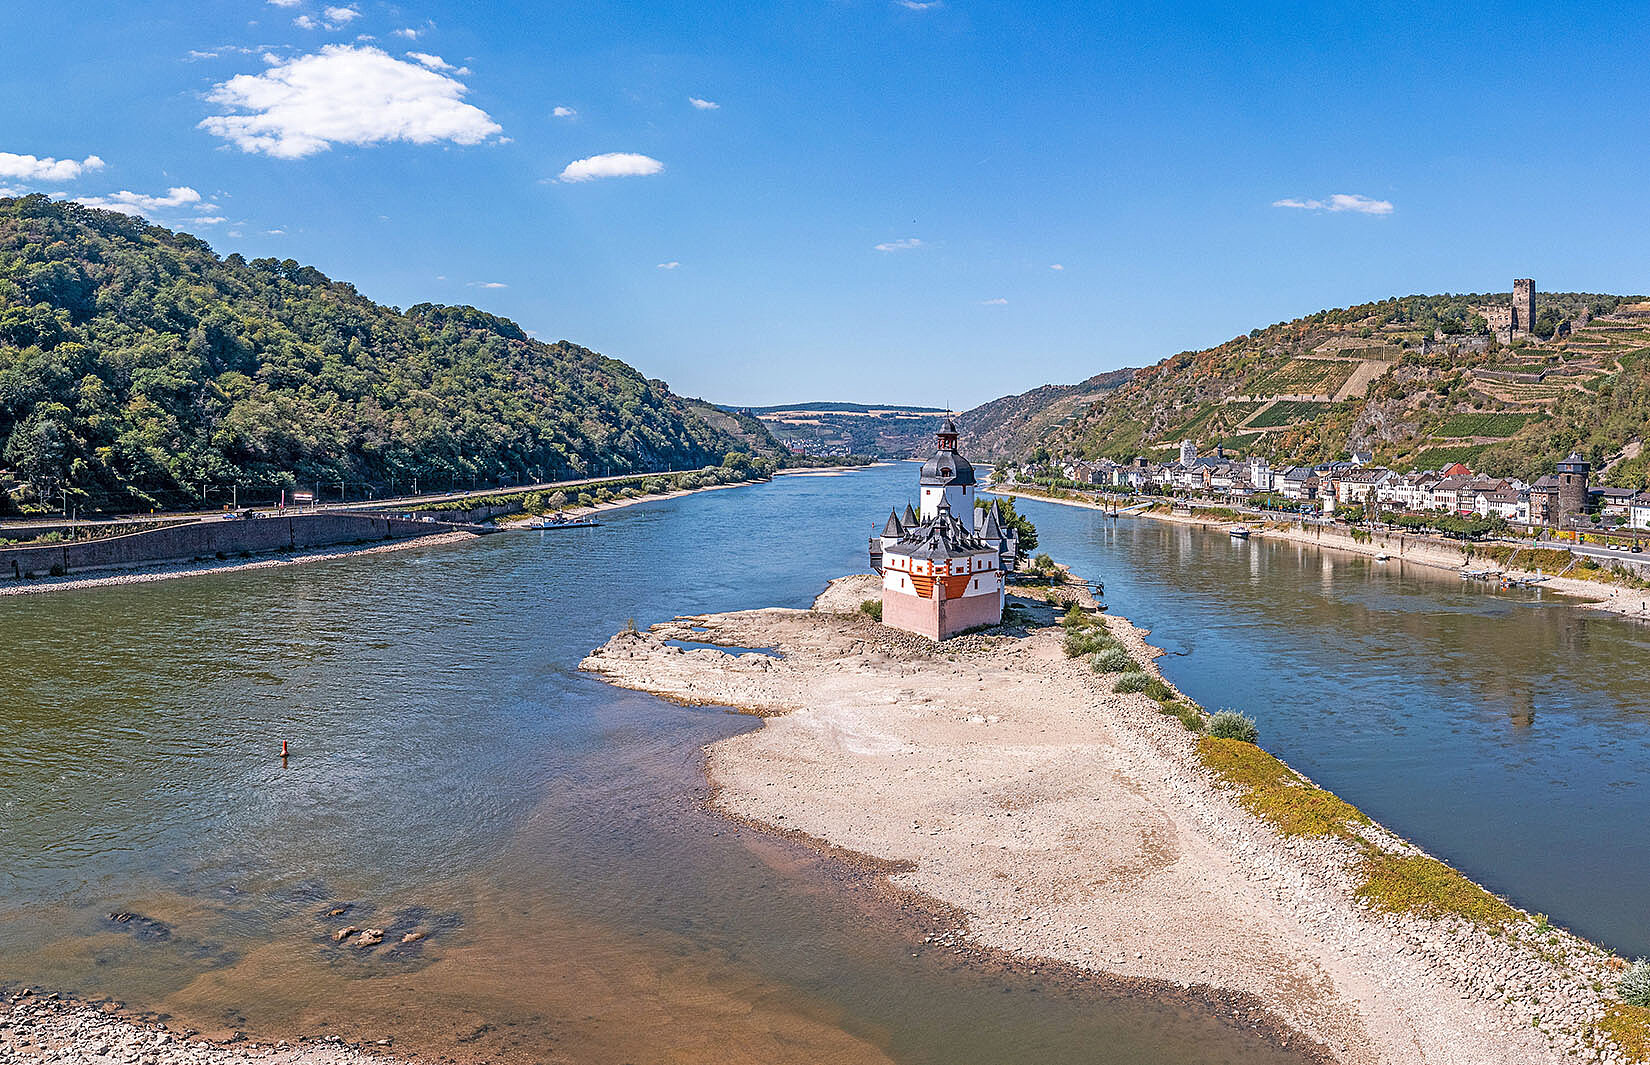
[979, 505, 1003, 540]
[902, 502, 919, 527]
[882, 508, 904, 537]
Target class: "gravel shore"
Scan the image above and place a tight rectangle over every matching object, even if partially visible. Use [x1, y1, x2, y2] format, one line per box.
[581, 574, 1639, 1064]
[0, 991, 400, 1065]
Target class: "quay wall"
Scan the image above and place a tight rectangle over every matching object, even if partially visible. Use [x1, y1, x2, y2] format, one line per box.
[0, 513, 454, 580]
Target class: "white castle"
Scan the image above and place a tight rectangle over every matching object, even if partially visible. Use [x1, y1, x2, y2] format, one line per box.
[868, 421, 1019, 640]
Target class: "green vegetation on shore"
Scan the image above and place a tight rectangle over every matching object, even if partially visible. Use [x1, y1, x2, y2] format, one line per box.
[0, 195, 786, 514]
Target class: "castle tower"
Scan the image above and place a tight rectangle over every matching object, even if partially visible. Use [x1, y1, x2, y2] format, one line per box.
[1556, 451, 1589, 523]
[1513, 279, 1535, 334]
[919, 420, 975, 520]
[1180, 439, 1197, 466]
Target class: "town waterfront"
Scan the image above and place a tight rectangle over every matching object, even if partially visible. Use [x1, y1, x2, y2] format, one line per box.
[4, 463, 1649, 1063]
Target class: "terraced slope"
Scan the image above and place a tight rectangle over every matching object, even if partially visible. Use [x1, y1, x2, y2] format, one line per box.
[962, 292, 1650, 485]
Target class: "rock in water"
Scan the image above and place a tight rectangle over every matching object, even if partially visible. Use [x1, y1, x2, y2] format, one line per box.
[356, 928, 385, 947]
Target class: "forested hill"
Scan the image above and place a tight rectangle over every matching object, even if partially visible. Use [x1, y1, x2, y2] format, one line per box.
[0, 195, 780, 512]
[961, 290, 1650, 487]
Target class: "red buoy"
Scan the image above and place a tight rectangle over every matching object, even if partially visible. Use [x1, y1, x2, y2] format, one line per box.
[281, 740, 288, 759]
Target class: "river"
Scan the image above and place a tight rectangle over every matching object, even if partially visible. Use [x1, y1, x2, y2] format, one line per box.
[1013, 494, 1650, 958]
[0, 464, 1303, 1065]
[4, 463, 1645, 1064]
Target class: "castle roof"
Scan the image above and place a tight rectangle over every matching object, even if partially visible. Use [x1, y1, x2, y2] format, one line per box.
[882, 509, 904, 537]
[884, 500, 994, 562]
[902, 502, 919, 526]
[920, 448, 976, 487]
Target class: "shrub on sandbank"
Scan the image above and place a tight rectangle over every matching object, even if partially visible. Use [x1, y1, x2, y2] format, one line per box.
[1112, 671, 1151, 693]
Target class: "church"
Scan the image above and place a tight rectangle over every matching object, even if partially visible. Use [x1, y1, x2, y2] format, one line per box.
[868, 421, 1019, 640]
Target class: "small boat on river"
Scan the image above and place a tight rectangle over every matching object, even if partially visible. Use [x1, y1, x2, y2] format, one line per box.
[1227, 525, 1251, 539]
[524, 515, 601, 530]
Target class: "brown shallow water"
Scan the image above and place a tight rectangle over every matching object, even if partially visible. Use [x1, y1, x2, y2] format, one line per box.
[0, 466, 1312, 1065]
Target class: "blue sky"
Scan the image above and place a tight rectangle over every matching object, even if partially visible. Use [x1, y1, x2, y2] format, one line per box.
[3, 2, 1648, 408]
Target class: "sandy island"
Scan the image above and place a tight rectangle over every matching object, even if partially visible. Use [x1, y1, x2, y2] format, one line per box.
[581, 574, 1638, 1065]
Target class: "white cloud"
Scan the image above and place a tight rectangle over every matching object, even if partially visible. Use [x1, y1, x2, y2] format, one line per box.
[981, 297, 1008, 305]
[1272, 193, 1393, 215]
[266, 0, 301, 6]
[324, 6, 360, 25]
[192, 215, 228, 225]
[200, 45, 502, 158]
[656, 260, 680, 270]
[406, 52, 468, 75]
[293, 15, 319, 29]
[557, 152, 663, 182]
[552, 105, 577, 118]
[688, 96, 719, 110]
[0, 152, 107, 182]
[467, 280, 507, 289]
[393, 27, 420, 39]
[874, 237, 923, 252]
[896, 1, 943, 9]
[74, 186, 206, 216]
[1049, 263, 1064, 270]
[265, 228, 286, 235]
[187, 49, 220, 61]
[0, 186, 21, 198]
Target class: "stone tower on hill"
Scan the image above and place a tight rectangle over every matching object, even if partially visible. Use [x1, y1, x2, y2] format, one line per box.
[1512, 279, 1535, 334]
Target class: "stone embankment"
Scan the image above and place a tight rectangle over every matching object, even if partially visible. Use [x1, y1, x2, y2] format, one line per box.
[0, 990, 402, 1065]
[581, 574, 1642, 1065]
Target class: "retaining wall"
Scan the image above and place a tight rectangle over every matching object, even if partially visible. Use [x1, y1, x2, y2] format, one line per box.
[0, 513, 454, 581]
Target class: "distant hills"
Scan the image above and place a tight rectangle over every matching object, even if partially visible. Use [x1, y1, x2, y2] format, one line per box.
[0, 195, 783, 512]
[734, 401, 953, 458]
[960, 291, 1650, 488]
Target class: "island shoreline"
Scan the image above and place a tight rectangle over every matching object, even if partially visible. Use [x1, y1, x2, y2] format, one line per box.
[580, 573, 1638, 1065]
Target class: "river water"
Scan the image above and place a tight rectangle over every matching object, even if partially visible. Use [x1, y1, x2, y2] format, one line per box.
[1014, 495, 1650, 958]
[0, 464, 1305, 1065]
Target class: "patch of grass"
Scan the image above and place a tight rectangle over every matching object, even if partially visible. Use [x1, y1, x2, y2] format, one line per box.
[1090, 647, 1134, 673]
[859, 599, 883, 621]
[1197, 736, 1370, 839]
[1064, 628, 1118, 658]
[1112, 671, 1150, 693]
[1355, 852, 1522, 929]
[1622, 959, 1650, 1007]
[1208, 710, 1259, 743]
[1600, 1003, 1650, 1062]
[1144, 677, 1176, 703]
[1177, 705, 1204, 732]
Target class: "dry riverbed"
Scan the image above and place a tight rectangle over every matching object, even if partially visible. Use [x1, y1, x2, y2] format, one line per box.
[582, 574, 1643, 1065]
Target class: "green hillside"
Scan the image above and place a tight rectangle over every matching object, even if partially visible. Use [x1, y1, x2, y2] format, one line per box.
[0, 195, 780, 512]
[964, 290, 1650, 487]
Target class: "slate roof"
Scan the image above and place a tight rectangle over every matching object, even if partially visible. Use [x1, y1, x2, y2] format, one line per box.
[885, 500, 994, 562]
[883, 509, 904, 537]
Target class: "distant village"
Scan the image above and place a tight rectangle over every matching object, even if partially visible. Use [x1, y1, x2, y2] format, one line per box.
[1011, 441, 1646, 535]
